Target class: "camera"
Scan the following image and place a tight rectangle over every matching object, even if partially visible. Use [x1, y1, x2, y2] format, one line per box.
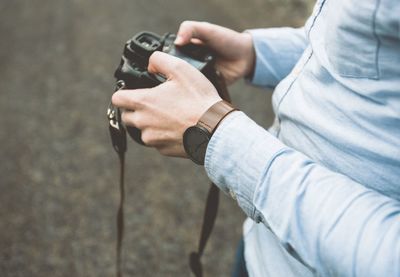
[112, 31, 229, 144]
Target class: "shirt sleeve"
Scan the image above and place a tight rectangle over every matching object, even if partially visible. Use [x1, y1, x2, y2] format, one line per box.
[205, 111, 400, 277]
[246, 27, 308, 88]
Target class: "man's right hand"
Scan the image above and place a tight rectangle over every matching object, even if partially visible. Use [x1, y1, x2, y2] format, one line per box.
[175, 21, 255, 85]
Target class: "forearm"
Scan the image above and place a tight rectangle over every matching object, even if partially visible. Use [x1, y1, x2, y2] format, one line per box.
[205, 112, 400, 276]
[246, 27, 308, 88]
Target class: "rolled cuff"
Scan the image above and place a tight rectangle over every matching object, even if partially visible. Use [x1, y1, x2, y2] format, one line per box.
[204, 111, 286, 220]
[245, 27, 308, 88]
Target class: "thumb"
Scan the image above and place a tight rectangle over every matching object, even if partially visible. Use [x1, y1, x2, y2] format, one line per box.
[147, 51, 193, 79]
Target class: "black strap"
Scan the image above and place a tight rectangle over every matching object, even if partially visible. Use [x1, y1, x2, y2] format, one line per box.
[116, 151, 125, 277]
[109, 124, 126, 277]
[108, 121, 126, 277]
[189, 183, 220, 277]
[108, 83, 127, 277]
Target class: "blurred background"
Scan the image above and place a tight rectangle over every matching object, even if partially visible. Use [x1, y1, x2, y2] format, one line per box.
[0, 0, 313, 276]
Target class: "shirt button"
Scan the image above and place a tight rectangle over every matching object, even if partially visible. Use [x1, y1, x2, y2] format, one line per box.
[229, 189, 237, 200]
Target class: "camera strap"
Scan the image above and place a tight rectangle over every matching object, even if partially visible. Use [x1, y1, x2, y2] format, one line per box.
[189, 183, 219, 277]
[108, 82, 127, 277]
[108, 73, 230, 277]
[111, 127, 125, 277]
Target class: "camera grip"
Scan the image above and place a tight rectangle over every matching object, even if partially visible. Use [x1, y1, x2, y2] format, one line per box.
[126, 126, 145, 145]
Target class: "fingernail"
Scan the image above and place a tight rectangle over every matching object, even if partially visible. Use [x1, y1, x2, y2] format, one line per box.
[174, 36, 184, 45]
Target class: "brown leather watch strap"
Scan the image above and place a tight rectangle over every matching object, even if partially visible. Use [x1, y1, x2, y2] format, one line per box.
[197, 100, 238, 134]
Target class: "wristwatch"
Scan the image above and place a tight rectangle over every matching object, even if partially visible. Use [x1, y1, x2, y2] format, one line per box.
[183, 100, 238, 165]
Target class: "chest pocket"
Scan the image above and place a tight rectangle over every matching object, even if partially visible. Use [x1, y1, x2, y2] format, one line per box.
[324, 0, 380, 79]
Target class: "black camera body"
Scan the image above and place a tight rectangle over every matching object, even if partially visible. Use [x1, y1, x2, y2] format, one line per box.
[114, 31, 227, 144]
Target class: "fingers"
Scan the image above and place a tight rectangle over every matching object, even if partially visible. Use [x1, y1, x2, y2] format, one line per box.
[147, 51, 195, 79]
[175, 21, 214, 45]
[157, 144, 187, 158]
[111, 88, 148, 110]
[120, 111, 164, 148]
[120, 110, 143, 129]
[141, 129, 185, 156]
[175, 21, 239, 54]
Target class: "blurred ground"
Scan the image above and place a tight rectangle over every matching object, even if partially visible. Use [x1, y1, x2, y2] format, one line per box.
[0, 0, 312, 276]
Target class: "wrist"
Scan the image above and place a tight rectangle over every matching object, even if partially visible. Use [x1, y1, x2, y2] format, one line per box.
[240, 32, 256, 79]
[183, 100, 238, 165]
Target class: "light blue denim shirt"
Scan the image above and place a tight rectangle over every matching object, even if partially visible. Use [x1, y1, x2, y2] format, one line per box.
[204, 0, 400, 276]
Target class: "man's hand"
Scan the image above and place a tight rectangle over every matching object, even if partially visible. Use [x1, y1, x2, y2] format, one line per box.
[111, 51, 222, 157]
[175, 21, 255, 85]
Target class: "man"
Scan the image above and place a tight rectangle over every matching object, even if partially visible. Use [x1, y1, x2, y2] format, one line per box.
[112, 0, 400, 275]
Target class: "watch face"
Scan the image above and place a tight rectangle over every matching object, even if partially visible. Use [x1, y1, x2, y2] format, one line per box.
[183, 126, 211, 165]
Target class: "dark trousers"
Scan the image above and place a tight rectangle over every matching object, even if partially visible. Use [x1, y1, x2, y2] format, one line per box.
[232, 238, 249, 277]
